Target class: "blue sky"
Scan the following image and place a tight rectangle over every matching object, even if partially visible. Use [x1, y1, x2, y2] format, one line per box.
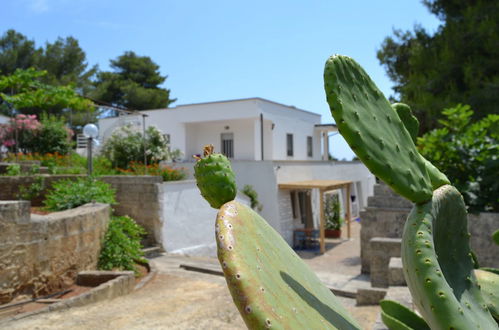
[2, 0, 441, 160]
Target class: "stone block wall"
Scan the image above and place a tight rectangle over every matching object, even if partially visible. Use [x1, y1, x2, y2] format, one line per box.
[0, 175, 85, 206]
[100, 176, 163, 246]
[0, 201, 110, 304]
[0, 175, 164, 246]
[361, 183, 499, 273]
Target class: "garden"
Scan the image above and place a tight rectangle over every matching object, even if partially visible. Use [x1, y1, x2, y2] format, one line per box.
[0, 112, 188, 313]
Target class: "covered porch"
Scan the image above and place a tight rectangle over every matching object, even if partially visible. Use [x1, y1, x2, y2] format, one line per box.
[278, 179, 353, 254]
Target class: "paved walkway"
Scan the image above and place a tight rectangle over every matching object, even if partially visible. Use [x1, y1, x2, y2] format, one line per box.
[4, 221, 379, 329]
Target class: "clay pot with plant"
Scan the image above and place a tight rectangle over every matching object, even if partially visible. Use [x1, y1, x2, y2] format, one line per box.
[324, 194, 344, 238]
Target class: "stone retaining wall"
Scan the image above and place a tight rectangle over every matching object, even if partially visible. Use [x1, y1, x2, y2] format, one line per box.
[0, 201, 110, 304]
[0, 175, 163, 245]
[361, 183, 499, 273]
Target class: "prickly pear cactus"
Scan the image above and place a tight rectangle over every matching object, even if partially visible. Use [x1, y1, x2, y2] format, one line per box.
[475, 269, 499, 321]
[380, 300, 430, 330]
[324, 55, 433, 203]
[216, 201, 361, 329]
[392, 102, 450, 191]
[391, 103, 419, 144]
[402, 185, 497, 329]
[194, 144, 237, 209]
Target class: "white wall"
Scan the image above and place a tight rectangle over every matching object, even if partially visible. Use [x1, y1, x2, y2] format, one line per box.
[98, 98, 327, 162]
[159, 180, 250, 257]
[258, 100, 322, 161]
[185, 118, 257, 160]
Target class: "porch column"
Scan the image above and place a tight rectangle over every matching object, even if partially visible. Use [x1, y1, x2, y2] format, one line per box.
[319, 188, 325, 253]
[346, 183, 352, 239]
[322, 131, 329, 161]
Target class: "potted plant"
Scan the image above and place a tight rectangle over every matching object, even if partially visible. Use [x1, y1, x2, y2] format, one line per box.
[324, 194, 344, 238]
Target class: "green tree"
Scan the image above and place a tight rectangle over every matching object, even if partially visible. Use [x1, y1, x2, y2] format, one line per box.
[91, 51, 175, 110]
[0, 30, 40, 75]
[0, 30, 96, 93]
[418, 104, 499, 212]
[39, 36, 97, 93]
[377, 0, 499, 133]
[0, 68, 94, 118]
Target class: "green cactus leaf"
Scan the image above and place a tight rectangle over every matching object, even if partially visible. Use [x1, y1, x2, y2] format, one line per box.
[493, 229, 499, 245]
[380, 300, 430, 330]
[324, 55, 432, 203]
[422, 157, 451, 191]
[481, 268, 499, 275]
[391, 103, 419, 144]
[475, 269, 499, 321]
[391, 102, 450, 190]
[216, 201, 361, 329]
[402, 185, 497, 329]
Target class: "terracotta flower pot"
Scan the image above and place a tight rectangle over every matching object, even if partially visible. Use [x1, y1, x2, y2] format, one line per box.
[325, 229, 341, 238]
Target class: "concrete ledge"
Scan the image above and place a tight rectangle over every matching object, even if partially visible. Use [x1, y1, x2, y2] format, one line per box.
[2, 268, 144, 323]
[388, 257, 406, 286]
[370, 237, 402, 288]
[356, 287, 387, 306]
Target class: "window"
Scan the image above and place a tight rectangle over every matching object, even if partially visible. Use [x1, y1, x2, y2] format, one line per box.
[286, 133, 293, 156]
[307, 136, 313, 157]
[221, 133, 234, 158]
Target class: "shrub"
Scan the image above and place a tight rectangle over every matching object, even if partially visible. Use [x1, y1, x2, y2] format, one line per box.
[241, 184, 262, 211]
[117, 161, 186, 181]
[101, 124, 181, 169]
[418, 104, 499, 212]
[4, 164, 21, 176]
[32, 114, 73, 154]
[325, 193, 343, 230]
[98, 215, 146, 274]
[0, 114, 73, 155]
[44, 177, 116, 211]
[0, 114, 40, 153]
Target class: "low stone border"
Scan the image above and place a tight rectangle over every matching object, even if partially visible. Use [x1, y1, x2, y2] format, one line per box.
[1, 261, 158, 323]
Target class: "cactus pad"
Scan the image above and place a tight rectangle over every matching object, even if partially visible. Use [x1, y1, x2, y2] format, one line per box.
[194, 145, 237, 209]
[475, 269, 499, 321]
[391, 103, 419, 144]
[402, 185, 497, 329]
[324, 55, 432, 203]
[216, 201, 361, 329]
[380, 300, 430, 330]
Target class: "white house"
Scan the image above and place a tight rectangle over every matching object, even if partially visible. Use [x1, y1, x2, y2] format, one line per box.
[98, 97, 336, 162]
[98, 98, 375, 256]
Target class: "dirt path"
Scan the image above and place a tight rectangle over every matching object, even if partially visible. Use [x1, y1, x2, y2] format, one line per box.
[4, 221, 379, 329]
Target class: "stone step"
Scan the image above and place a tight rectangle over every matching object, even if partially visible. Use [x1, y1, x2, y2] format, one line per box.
[142, 246, 164, 259]
[373, 183, 401, 197]
[388, 257, 406, 286]
[367, 195, 413, 209]
[372, 286, 414, 330]
[370, 237, 402, 288]
[356, 286, 387, 306]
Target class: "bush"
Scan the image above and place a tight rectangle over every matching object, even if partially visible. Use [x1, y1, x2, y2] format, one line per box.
[0, 114, 73, 155]
[117, 161, 186, 181]
[44, 177, 116, 211]
[418, 104, 499, 212]
[98, 215, 146, 274]
[325, 193, 343, 230]
[31, 114, 73, 155]
[241, 184, 262, 211]
[101, 124, 182, 169]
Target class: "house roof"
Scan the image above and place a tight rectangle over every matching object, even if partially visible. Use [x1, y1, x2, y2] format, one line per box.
[146, 97, 321, 117]
[278, 179, 352, 191]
